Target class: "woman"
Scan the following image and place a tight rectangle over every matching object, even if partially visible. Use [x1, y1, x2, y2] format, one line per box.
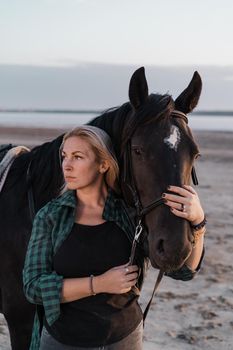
[23, 126, 206, 350]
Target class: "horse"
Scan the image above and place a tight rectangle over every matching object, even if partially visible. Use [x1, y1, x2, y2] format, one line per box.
[0, 67, 202, 349]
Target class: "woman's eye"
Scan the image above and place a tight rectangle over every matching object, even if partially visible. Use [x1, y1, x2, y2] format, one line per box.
[74, 155, 82, 159]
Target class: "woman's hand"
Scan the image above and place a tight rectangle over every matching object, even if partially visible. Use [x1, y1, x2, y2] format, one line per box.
[163, 185, 205, 225]
[94, 263, 139, 294]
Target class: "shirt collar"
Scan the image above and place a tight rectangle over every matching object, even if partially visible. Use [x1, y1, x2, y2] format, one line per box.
[55, 188, 121, 211]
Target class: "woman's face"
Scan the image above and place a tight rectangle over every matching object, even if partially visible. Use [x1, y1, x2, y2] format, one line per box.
[61, 136, 107, 190]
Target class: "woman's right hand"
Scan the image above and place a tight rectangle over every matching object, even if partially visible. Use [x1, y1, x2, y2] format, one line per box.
[94, 263, 139, 294]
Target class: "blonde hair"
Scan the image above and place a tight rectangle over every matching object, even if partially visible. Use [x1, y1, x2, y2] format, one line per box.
[60, 125, 119, 192]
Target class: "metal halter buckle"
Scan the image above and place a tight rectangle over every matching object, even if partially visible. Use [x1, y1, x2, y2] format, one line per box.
[135, 220, 143, 242]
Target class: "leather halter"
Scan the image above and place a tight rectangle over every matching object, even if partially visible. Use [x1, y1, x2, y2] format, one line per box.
[122, 110, 199, 324]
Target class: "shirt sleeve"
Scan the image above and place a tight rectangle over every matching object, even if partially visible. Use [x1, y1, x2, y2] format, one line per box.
[165, 246, 205, 281]
[22, 204, 63, 326]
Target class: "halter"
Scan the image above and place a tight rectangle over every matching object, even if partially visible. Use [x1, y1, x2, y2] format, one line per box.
[122, 110, 199, 324]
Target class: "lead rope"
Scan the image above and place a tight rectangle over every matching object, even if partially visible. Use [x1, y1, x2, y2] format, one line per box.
[142, 269, 164, 326]
[128, 219, 164, 326]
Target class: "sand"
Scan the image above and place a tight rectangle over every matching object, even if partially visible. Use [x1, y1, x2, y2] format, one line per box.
[0, 127, 233, 350]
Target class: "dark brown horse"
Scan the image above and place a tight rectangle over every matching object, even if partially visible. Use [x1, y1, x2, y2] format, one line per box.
[0, 67, 202, 349]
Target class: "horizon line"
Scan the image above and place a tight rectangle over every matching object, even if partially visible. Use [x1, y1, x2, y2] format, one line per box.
[0, 108, 233, 116]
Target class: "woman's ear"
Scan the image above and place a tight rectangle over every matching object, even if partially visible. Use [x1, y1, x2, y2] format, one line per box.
[99, 160, 109, 174]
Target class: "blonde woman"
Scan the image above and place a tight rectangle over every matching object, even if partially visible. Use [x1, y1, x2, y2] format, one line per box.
[23, 125, 205, 350]
[23, 126, 143, 350]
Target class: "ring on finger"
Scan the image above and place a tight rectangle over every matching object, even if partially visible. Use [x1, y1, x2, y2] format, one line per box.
[181, 203, 186, 212]
[125, 267, 129, 274]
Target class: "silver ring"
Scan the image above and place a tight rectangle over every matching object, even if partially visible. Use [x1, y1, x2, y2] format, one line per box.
[125, 267, 129, 274]
[181, 204, 186, 212]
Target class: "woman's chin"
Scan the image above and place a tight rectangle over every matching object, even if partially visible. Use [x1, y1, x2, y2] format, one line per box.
[66, 183, 78, 190]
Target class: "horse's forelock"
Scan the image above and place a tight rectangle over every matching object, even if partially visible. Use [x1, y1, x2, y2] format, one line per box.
[122, 94, 174, 143]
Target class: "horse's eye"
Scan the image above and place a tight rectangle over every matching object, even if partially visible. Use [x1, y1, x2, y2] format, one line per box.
[133, 148, 142, 156]
[195, 153, 201, 159]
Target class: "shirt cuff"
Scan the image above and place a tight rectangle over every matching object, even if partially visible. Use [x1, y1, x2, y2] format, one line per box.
[165, 246, 205, 281]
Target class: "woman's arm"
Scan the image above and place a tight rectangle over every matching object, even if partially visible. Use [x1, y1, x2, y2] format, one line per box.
[185, 227, 205, 270]
[61, 264, 139, 303]
[23, 204, 63, 325]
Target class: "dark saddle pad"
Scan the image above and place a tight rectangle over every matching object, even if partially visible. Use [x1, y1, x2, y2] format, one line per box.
[0, 144, 14, 163]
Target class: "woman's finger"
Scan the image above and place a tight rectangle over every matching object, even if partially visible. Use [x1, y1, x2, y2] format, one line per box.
[124, 279, 138, 288]
[124, 265, 138, 274]
[182, 184, 197, 195]
[126, 272, 138, 281]
[164, 200, 188, 211]
[163, 193, 189, 203]
[167, 185, 191, 196]
[170, 207, 188, 218]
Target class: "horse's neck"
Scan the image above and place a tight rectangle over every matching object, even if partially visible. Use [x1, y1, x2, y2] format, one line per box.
[89, 106, 130, 158]
[30, 134, 64, 210]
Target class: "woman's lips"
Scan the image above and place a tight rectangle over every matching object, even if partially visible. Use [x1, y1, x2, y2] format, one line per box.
[65, 176, 76, 181]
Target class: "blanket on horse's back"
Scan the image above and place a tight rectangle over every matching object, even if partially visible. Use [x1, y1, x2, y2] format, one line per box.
[0, 143, 30, 192]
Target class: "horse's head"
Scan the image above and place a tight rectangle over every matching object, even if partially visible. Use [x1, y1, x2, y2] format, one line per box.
[122, 67, 202, 272]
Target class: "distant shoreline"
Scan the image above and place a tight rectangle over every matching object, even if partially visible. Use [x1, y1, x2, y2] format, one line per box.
[0, 109, 233, 116]
[0, 127, 233, 150]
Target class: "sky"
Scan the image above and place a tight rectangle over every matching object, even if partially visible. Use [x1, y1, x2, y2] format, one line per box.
[1, 0, 233, 67]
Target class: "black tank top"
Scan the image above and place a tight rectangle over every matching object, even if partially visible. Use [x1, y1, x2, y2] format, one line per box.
[44, 221, 142, 347]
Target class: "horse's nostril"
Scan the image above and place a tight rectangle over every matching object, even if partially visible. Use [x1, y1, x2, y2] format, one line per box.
[157, 239, 165, 256]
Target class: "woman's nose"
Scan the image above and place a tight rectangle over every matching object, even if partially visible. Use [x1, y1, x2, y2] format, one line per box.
[63, 159, 73, 169]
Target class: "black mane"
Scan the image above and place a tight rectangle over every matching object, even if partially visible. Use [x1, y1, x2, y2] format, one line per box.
[89, 102, 131, 158]
[122, 94, 174, 143]
[30, 135, 64, 207]
[89, 94, 174, 158]
[6, 134, 64, 210]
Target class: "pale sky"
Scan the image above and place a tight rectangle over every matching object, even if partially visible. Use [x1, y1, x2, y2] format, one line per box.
[1, 0, 233, 67]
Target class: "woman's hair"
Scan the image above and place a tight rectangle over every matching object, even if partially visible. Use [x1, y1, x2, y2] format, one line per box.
[60, 125, 119, 192]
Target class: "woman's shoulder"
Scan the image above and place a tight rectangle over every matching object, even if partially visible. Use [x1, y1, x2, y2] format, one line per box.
[35, 190, 76, 220]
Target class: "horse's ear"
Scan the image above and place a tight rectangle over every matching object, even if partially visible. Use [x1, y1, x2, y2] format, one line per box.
[175, 71, 202, 114]
[129, 67, 149, 109]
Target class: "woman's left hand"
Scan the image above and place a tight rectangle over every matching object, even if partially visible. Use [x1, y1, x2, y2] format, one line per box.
[163, 185, 205, 225]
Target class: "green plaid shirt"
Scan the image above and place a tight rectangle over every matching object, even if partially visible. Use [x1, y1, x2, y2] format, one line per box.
[23, 189, 202, 350]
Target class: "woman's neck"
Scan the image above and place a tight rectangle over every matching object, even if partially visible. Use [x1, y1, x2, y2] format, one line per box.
[76, 184, 108, 209]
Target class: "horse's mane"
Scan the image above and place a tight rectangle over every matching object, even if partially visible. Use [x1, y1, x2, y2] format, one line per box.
[30, 134, 64, 201]
[7, 134, 64, 209]
[89, 102, 131, 158]
[122, 94, 174, 143]
[89, 94, 174, 159]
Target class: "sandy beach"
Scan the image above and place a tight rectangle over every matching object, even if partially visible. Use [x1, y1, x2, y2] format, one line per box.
[0, 127, 233, 350]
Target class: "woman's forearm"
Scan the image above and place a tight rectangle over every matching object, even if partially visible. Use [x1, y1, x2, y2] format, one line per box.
[60, 264, 138, 303]
[60, 276, 101, 303]
[185, 228, 205, 270]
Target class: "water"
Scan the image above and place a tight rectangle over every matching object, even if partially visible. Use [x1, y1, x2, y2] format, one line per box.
[0, 112, 95, 129]
[0, 112, 233, 131]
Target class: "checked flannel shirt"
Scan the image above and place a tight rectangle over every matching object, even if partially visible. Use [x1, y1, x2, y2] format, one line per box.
[23, 189, 202, 350]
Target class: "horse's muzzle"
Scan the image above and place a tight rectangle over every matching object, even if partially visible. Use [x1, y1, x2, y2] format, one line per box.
[149, 236, 192, 272]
